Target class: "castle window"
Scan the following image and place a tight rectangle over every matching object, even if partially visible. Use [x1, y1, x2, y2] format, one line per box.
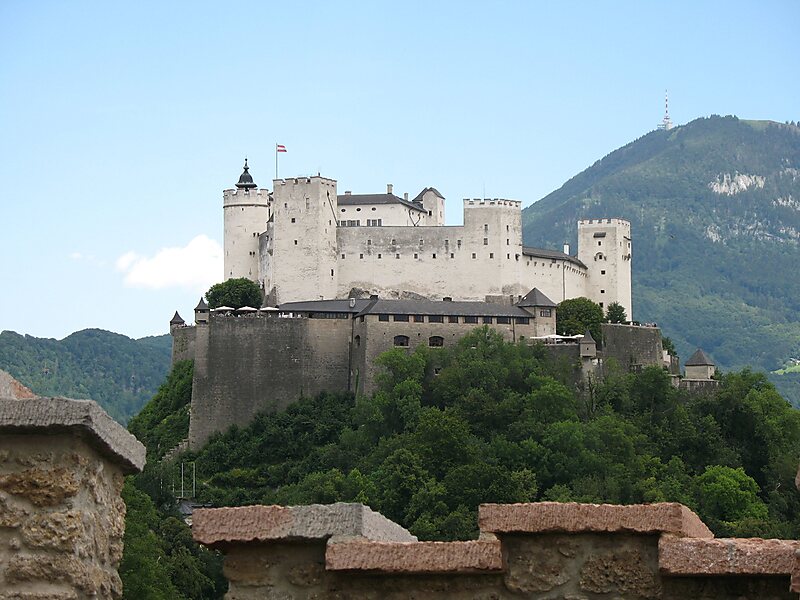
[448, 316, 459, 323]
[378, 254, 382, 259]
[515, 317, 530, 324]
[600, 289, 605, 294]
[445, 239, 449, 245]
[506, 224, 509, 231]
[464, 316, 478, 324]
[393, 335, 410, 347]
[484, 224, 488, 232]
[428, 210, 432, 216]
[341, 208, 346, 212]
[450, 253, 454, 258]
[371, 207, 377, 211]
[540, 309, 552, 317]
[598, 241, 602, 246]
[367, 239, 371, 245]
[294, 240, 298, 245]
[391, 239, 396, 245]
[419, 239, 424, 245]
[496, 316, 511, 324]
[595, 252, 604, 261]
[507, 254, 510, 259]
[472, 253, 476, 259]
[291, 218, 296, 223]
[432, 253, 436, 259]
[429, 336, 444, 347]
[413, 315, 424, 323]
[359, 253, 364, 259]
[379, 314, 389, 322]
[506, 239, 510, 245]
[484, 238, 488, 245]
[341, 254, 345, 259]
[331, 269, 334, 276]
[601, 270, 606, 275]
[396, 254, 400, 259]
[359, 316, 365, 322]
[483, 317, 493, 324]
[490, 253, 494, 258]
[356, 207, 361, 212]
[457, 240, 462, 248]
[393, 314, 409, 322]
[429, 315, 444, 323]
[414, 253, 418, 259]
[284, 203, 288, 208]
[354, 335, 361, 348]
[599, 302, 604, 308]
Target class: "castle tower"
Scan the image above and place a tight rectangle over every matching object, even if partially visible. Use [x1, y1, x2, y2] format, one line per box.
[223, 160, 271, 281]
[462, 198, 525, 300]
[577, 219, 632, 319]
[264, 175, 339, 304]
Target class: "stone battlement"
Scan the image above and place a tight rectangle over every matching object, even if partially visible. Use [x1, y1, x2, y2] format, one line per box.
[273, 175, 337, 186]
[579, 217, 631, 227]
[463, 198, 522, 208]
[193, 501, 800, 598]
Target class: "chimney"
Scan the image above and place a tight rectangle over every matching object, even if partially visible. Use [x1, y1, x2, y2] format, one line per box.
[344, 190, 351, 195]
[404, 192, 409, 201]
[563, 243, 570, 255]
[387, 184, 393, 194]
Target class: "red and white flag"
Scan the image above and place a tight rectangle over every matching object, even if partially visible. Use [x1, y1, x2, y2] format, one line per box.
[276, 144, 287, 153]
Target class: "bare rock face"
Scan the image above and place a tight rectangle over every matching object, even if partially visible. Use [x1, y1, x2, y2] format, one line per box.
[0, 370, 35, 399]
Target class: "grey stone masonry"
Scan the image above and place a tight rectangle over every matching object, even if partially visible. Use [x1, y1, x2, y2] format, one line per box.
[0, 396, 145, 474]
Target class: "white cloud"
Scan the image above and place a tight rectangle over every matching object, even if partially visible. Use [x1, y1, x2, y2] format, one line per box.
[116, 235, 223, 291]
[69, 251, 83, 260]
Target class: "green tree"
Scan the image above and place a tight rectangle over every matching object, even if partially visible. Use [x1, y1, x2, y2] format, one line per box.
[605, 301, 627, 324]
[205, 278, 263, 309]
[694, 465, 769, 534]
[556, 297, 604, 342]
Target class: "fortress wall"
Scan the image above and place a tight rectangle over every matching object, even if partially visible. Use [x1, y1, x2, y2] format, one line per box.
[357, 315, 537, 396]
[600, 323, 663, 371]
[188, 314, 351, 449]
[171, 325, 196, 364]
[520, 256, 587, 305]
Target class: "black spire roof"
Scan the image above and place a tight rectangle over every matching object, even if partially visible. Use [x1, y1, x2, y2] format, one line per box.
[580, 329, 596, 344]
[195, 297, 209, 311]
[170, 311, 185, 325]
[235, 159, 257, 190]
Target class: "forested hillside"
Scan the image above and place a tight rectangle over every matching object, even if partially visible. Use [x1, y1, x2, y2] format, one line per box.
[0, 328, 171, 423]
[521, 116, 800, 405]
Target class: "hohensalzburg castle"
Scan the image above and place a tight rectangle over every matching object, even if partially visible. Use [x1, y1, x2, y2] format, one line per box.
[224, 161, 632, 317]
[173, 162, 647, 449]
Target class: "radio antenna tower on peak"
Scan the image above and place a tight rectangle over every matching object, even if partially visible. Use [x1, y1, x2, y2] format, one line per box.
[658, 90, 673, 130]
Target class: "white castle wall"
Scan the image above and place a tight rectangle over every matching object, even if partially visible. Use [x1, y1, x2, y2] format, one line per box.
[223, 188, 271, 280]
[577, 218, 633, 319]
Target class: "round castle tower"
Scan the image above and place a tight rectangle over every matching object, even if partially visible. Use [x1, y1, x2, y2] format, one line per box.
[223, 160, 271, 281]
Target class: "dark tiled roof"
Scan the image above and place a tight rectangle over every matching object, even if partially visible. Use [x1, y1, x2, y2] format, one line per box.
[278, 299, 374, 314]
[235, 159, 257, 190]
[522, 247, 587, 269]
[357, 299, 531, 318]
[516, 288, 556, 308]
[337, 193, 427, 213]
[411, 187, 445, 203]
[685, 348, 714, 366]
[195, 297, 209, 311]
[580, 329, 596, 344]
[170, 311, 185, 324]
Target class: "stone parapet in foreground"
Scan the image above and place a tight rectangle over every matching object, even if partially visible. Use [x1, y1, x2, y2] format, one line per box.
[0, 382, 145, 600]
[194, 501, 800, 599]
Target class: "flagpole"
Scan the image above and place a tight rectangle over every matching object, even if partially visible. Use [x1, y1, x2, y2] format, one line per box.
[275, 144, 278, 180]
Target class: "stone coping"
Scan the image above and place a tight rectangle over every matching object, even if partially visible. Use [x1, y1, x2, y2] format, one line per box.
[0, 370, 36, 399]
[326, 538, 503, 574]
[659, 535, 800, 576]
[0, 396, 145, 474]
[479, 502, 713, 538]
[193, 503, 417, 546]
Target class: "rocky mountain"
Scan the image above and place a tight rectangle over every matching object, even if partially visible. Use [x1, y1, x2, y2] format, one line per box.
[522, 115, 800, 405]
[0, 328, 172, 423]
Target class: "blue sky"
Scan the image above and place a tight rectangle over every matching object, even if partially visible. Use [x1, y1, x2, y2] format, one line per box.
[1, 1, 798, 340]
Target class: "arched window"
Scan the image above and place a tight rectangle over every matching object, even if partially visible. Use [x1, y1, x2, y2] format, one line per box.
[595, 252, 605, 261]
[428, 336, 444, 347]
[393, 335, 410, 347]
[354, 335, 361, 348]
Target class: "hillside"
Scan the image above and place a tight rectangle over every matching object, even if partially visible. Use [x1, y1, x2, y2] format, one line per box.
[522, 115, 800, 404]
[0, 328, 172, 423]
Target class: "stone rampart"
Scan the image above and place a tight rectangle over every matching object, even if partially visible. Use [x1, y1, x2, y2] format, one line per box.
[600, 323, 663, 371]
[193, 501, 800, 599]
[0, 385, 145, 600]
[171, 324, 196, 364]
[188, 313, 352, 448]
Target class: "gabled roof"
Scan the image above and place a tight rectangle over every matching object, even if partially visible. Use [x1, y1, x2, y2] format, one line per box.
[337, 193, 427, 213]
[195, 297, 209, 311]
[516, 288, 556, 308]
[522, 247, 587, 269]
[170, 311, 185, 325]
[278, 299, 374, 314]
[685, 348, 714, 366]
[411, 187, 445, 203]
[580, 329, 596, 344]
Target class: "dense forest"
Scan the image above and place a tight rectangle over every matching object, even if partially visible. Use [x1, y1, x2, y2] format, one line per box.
[122, 328, 800, 598]
[521, 116, 800, 406]
[0, 329, 171, 423]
